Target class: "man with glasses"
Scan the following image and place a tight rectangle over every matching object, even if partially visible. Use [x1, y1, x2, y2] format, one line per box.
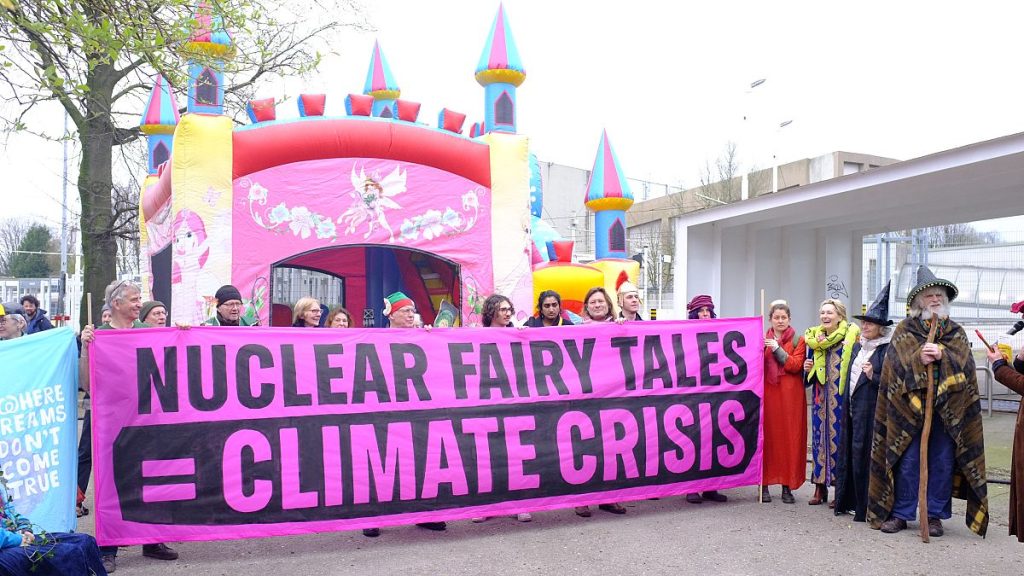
[202, 285, 257, 326]
[0, 304, 27, 340]
[79, 279, 180, 572]
[361, 291, 447, 537]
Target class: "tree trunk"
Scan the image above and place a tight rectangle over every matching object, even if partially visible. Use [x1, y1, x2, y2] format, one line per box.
[77, 63, 119, 326]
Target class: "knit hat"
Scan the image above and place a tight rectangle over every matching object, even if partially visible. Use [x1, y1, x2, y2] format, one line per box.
[907, 265, 958, 305]
[1011, 299, 1024, 314]
[615, 270, 639, 298]
[853, 280, 893, 326]
[140, 301, 166, 324]
[687, 294, 715, 313]
[215, 285, 243, 306]
[383, 291, 414, 316]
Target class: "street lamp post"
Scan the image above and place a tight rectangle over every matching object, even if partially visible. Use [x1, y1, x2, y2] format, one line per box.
[772, 119, 793, 194]
[741, 78, 767, 201]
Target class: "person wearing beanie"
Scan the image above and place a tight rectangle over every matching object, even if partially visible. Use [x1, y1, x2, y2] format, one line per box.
[100, 303, 112, 325]
[684, 293, 728, 504]
[139, 301, 167, 327]
[686, 294, 716, 319]
[383, 291, 417, 328]
[203, 285, 257, 327]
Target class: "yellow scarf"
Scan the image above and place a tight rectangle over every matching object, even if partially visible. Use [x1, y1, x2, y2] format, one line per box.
[804, 320, 861, 394]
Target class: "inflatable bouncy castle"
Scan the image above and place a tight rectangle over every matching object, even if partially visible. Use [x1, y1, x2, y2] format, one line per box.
[138, 3, 639, 326]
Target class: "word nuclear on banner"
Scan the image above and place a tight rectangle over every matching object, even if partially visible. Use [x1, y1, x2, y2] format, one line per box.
[0, 328, 80, 533]
[89, 319, 764, 545]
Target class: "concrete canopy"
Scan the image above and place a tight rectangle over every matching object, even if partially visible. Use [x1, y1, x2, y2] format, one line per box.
[673, 131, 1024, 330]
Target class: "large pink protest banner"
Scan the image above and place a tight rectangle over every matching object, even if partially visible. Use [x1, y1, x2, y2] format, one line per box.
[89, 318, 764, 544]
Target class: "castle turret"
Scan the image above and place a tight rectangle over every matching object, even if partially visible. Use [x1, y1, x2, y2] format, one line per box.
[138, 75, 181, 174]
[584, 131, 634, 260]
[184, 2, 234, 115]
[363, 40, 400, 118]
[475, 3, 525, 134]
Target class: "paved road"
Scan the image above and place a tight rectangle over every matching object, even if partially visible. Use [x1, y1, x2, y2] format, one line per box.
[77, 412, 1022, 575]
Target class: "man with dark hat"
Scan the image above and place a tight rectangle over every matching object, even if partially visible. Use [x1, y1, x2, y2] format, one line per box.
[834, 281, 892, 522]
[139, 300, 168, 327]
[867, 266, 988, 538]
[203, 285, 257, 326]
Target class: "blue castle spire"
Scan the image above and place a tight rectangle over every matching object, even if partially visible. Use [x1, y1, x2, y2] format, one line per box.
[185, 2, 234, 115]
[363, 40, 401, 118]
[475, 4, 525, 134]
[139, 75, 181, 174]
[584, 131, 634, 259]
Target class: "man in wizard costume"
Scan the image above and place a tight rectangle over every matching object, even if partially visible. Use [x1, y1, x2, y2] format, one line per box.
[868, 266, 988, 537]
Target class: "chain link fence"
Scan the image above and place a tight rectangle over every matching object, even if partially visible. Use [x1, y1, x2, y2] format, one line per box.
[862, 225, 1024, 410]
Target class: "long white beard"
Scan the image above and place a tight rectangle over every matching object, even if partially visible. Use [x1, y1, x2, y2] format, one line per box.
[921, 303, 950, 320]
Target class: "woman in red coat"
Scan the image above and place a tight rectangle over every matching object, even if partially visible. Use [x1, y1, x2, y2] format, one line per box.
[761, 300, 808, 503]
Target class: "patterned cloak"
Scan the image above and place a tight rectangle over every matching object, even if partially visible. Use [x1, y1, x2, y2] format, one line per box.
[866, 316, 988, 536]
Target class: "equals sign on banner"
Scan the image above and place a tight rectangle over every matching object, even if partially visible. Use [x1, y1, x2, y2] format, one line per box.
[140, 458, 197, 503]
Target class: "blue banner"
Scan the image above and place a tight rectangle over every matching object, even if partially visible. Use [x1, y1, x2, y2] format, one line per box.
[0, 327, 79, 533]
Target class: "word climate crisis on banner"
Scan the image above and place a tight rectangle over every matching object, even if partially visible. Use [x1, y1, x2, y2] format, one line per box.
[90, 319, 764, 544]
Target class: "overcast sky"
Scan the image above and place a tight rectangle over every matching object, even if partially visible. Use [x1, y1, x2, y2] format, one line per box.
[4, 0, 1024, 232]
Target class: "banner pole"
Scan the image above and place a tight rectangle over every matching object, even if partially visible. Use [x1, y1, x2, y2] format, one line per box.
[87, 292, 93, 326]
[758, 288, 765, 504]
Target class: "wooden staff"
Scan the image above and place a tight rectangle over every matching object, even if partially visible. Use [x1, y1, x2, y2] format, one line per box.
[86, 293, 93, 326]
[918, 318, 940, 543]
[758, 289, 765, 504]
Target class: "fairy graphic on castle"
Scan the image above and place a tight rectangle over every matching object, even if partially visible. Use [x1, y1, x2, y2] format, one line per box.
[338, 165, 407, 242]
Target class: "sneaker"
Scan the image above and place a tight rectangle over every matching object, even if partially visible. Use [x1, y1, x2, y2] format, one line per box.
[415, 521, 447, 531]
[781, 486, 795, 504]
[141, 543, 178, 561]
[761, 487, 772, 503]
[880, 517, 907, 534]
[101, 555, 117, 573]
[516, 512, 532, 522]
[702, 490, 728, 503]
[685, 493, 703, 504]
[928, 517, 944, 537]
[471, 516, 489, 523]
[574, 506, 592, 517]
[362, 528, 380, 537]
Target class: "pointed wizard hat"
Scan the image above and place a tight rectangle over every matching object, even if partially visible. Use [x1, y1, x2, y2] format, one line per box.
[907, 265, 958, 305]
[853, 280, 893, 326]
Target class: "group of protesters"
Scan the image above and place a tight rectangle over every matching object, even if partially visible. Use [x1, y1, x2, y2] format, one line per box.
[3, 263, 1024, 575]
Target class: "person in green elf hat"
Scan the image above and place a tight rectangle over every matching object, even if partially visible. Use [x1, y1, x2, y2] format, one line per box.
[362, 291, 447, 538]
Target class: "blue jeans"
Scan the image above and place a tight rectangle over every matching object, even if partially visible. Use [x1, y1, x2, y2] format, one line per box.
[892, 419, 955, 521]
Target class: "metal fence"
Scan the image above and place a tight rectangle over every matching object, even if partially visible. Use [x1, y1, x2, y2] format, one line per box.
[862, 226, 1024, 410]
